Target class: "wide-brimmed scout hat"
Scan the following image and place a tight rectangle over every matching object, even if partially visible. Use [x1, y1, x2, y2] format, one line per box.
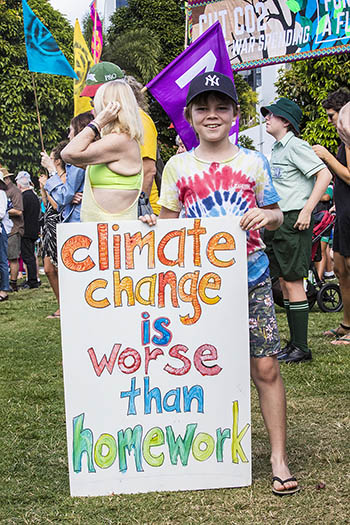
[261, 97, 302, 134]
[186, 71, 238, 106]
[80, 62, 124, 97]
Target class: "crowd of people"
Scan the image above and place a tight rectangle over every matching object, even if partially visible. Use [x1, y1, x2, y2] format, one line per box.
[1, 62, 349, 496]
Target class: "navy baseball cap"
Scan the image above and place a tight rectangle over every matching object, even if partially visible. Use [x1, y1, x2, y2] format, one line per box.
[186, 71, 238, 106]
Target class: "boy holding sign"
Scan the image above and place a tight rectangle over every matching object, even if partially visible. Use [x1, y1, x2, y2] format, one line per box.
[154, 72, 299, 496]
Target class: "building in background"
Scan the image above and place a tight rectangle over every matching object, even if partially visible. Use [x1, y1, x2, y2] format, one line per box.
[103, 0, 128, 30]
[238, 64, 282, 156]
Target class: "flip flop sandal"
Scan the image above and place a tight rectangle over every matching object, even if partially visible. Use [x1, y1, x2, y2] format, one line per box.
[272, 476, 301, 496]
[46, 312, 60, 319]
[331, 333, 350, 345]
[0, 295, 9, 302]
[323, 323, 350, 338]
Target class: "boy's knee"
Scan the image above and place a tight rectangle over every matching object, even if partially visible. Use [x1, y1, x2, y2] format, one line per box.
[251, 356, 280, 384]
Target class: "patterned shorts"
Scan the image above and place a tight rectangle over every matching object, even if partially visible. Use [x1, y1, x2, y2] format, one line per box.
[248, 277, 280, 358]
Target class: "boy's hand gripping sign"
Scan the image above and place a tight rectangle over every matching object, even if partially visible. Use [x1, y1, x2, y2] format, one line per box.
[57, 217, 251, 497]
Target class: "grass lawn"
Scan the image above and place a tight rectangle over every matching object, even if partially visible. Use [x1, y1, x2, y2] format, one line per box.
[1, 278, 349, 524]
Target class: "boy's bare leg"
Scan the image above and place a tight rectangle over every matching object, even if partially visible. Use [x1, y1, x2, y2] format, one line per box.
[250, 355, 298, 492]
[279, 278, 306, 302]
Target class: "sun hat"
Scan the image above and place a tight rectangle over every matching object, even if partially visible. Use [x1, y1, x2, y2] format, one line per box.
[260, 98, 302, 134]
[0, 167, 13, 181]
[186, 71, 238, 106]
[80, 62, 124, 97]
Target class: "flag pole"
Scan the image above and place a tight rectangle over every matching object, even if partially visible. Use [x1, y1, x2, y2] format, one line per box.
[31, 73, 45, 151]
[184, 1, 189, 50]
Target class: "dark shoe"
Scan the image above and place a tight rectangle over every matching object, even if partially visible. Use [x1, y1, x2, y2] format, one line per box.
[20, 282, 39, 290]
[278, 345, 312, 364]
[9, 280, 18, 292]
[277, 341, 293, 360]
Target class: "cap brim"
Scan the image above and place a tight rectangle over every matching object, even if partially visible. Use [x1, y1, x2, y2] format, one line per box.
[80, 83, 103, 98]
[261, 105, 285, 119]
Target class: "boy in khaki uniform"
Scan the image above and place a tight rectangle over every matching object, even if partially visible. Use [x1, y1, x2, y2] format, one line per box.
[262, 98, 332, 363]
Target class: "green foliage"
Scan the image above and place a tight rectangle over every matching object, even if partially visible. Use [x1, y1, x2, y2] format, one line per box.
[104, 28, 162, 85]
[107, 0, 185, 74]
[238, 134, 256, 150]
[234, 73, 258, 129]
[82, 12, 93, 53]
[275, 55, 350, 153]
[0, 0, 75, 176]
[106, 0, 185, 148]
[159, 141, 177, 164]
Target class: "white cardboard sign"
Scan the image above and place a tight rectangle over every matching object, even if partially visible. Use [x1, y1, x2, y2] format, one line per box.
[57, 217, 251, 497]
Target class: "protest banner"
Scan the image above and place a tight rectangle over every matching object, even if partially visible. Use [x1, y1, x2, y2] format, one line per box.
[57, 217, 251, 497]
[188, 0, 350, 71]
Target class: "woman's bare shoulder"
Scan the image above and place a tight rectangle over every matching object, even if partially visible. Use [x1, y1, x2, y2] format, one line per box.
[102, 131, 137, 149]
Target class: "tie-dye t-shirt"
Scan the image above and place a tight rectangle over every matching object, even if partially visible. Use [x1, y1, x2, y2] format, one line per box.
[158, 147, 280, 287]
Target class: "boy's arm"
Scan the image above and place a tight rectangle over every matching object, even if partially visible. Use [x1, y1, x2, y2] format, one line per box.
[312, 144, 350, 185]
[240, 203, 283, 232]
[294, 167, 332, 230]
[159, 207, 180, 219]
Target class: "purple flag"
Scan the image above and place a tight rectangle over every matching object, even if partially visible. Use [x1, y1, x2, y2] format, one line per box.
[90, 0, 103, 63]
[146, 21, 238, 150]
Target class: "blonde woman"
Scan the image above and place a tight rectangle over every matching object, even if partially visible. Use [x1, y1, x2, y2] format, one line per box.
[62, 80, 145, 222]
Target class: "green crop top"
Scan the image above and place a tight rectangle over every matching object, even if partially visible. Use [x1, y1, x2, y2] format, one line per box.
[89, 163, 142, 190]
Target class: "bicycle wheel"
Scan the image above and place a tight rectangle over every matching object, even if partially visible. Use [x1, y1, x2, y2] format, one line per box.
[316, 283, 343, 313]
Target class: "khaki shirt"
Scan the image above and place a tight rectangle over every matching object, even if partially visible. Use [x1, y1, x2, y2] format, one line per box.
[270, 131, 325, 212]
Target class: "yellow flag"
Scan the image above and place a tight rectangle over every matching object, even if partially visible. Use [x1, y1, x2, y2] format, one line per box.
[74, 19, 94, 117]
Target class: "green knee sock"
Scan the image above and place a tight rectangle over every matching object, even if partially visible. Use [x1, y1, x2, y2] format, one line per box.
[283, 300, 293, 343]
[289, 300, 309, 352]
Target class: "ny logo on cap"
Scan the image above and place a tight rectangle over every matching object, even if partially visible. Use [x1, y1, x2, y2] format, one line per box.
[205, 74, 220, 87]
